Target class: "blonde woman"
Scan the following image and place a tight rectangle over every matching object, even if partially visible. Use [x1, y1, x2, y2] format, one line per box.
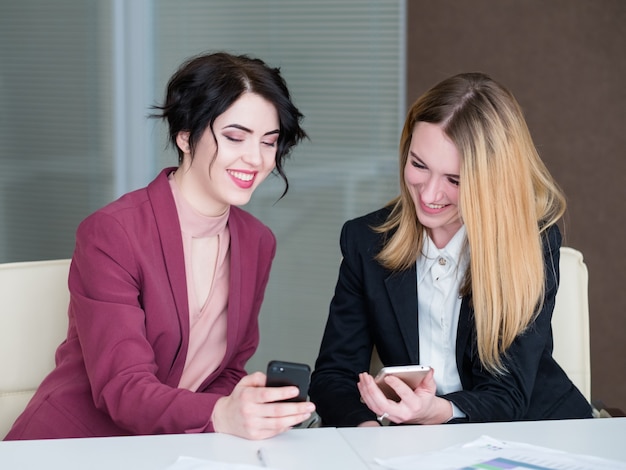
[309, 72, 592, 426]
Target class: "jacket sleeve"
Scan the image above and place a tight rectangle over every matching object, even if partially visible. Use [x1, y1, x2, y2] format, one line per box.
[309, 219, 379, 426]
[443, 224, 566, 421]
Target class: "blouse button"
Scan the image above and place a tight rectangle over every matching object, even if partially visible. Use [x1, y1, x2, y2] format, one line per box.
[438, 257, 447, 266]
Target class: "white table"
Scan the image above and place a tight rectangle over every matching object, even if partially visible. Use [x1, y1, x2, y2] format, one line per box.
[0, 427, 366, 470]
[2, 418, 625, 469]
[339, 417, 626, 469]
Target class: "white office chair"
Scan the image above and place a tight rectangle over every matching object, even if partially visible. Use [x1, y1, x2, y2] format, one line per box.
[370, 246, 592, 402]
[0, 258, 71, 439]
[551, 246, 591, 402]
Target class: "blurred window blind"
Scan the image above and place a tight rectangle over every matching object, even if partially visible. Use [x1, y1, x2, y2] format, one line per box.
[0, 1, 114, 262]
[0, 0, 404, 370]
[152, 0, 405, 370]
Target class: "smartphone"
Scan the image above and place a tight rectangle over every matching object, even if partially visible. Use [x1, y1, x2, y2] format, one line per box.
[374, 365, 431, 402]
[266, 360, 311, 402]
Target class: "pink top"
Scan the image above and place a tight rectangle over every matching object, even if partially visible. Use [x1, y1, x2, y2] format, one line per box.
[169, 174, 230, 391]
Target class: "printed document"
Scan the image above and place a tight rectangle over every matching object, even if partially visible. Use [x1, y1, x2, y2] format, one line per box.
[375, 435, 626, 470]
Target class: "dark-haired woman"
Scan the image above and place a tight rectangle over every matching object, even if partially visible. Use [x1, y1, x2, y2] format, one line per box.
[5, 52, 313, 441]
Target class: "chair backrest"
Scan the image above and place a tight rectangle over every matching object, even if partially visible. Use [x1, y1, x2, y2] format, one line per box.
[0, 259, 71, 439]
[370, 246, 591, 402]
[551, 247, 591, 402]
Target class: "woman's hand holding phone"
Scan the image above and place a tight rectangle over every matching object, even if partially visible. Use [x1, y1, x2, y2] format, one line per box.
[373, 365, 432, 401]
[358, 365, 453, 425]
[211, 365, 315, 440]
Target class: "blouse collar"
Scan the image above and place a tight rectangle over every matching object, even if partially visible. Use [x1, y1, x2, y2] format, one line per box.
[168, 172, 229, 238]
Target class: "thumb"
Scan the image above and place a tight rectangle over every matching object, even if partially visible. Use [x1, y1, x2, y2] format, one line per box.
[422, 367, 437, 392]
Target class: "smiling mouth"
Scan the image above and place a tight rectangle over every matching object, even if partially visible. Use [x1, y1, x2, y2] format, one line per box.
[227, 170, 254, 182]
[425, 202, 447, 209]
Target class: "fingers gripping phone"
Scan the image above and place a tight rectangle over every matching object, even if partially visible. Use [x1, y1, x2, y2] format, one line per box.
[266, 360, 311, 402]
[374, 365, 431, 402]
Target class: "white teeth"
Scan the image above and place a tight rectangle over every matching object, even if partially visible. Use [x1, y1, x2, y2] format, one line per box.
[228, 170, 254, 181]
[426, 203, 446, 209]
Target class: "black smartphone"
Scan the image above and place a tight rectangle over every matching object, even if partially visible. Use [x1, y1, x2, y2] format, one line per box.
[265, 360, 311, 402]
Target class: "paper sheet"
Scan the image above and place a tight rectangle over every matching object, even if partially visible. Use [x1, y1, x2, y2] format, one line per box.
[375, 435, 626, 470]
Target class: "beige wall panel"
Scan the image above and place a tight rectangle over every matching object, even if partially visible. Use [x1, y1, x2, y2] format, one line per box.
[407, 0, 626, 411]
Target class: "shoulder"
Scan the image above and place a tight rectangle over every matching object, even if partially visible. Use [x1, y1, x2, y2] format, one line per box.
[541, 224, 562, 262]
[78, 188, 151, 234]
[85, 169, 173, 219]
[542, 223, 562, 248]
[539, 224, 562, 295]
[79, 175, 169, 230]
[339, 206, 392, 258]
[77, 169, 173, 240]
[343, 206, 392, 236]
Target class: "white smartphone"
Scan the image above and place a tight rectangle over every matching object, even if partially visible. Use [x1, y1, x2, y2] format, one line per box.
[374, 365, 431, 401]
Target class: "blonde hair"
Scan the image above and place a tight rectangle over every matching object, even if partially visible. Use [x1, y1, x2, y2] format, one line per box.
[376, 73, 566, 373]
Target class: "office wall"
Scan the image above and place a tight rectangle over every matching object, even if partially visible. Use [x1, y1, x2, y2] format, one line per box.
[407, 0, 626, 410]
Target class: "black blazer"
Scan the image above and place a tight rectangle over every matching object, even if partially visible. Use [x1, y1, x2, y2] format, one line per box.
[309, 207, 592, 426]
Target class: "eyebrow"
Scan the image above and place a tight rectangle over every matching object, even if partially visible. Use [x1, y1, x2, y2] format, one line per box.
[223, 124, 280, 136]
[410, 151, 460, 179]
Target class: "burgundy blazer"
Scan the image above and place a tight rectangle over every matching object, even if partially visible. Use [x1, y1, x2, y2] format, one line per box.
[5, 168, 276, 439]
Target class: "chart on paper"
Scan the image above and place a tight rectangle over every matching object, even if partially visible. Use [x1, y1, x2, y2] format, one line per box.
[462, 456, 561, 469]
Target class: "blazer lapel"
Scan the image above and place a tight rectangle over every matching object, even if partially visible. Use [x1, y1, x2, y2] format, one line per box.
[223, 209, 242, 363]
[456, 296, 473, 374]
[384, 267, 420, 364]
[146, 168, 190, 378]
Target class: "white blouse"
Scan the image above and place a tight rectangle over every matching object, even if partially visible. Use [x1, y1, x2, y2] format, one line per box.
[416, 225, 468, 415]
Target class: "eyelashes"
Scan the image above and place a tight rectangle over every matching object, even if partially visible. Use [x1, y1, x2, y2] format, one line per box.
[410, 159, 460, 187]
[223, 134, 277, 148]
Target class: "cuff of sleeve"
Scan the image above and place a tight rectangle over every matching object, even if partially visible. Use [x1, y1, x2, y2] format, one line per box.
[449, 402, 466, 421]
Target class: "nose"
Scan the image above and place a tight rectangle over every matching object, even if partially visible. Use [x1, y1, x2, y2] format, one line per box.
[241, 141, 264, 167]
[420, 175, 445, 202]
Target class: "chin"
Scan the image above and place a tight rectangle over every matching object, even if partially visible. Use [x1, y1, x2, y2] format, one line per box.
[230, 196, 254, 207]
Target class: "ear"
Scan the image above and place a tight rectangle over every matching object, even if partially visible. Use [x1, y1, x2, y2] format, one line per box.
[176, 131, 191, 154]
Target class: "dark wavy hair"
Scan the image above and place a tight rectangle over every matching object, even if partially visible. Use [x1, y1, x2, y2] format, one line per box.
[151, 52, 307, 197]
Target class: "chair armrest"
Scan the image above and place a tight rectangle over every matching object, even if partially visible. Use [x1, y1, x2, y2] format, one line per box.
[592, 400, 626, 417]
